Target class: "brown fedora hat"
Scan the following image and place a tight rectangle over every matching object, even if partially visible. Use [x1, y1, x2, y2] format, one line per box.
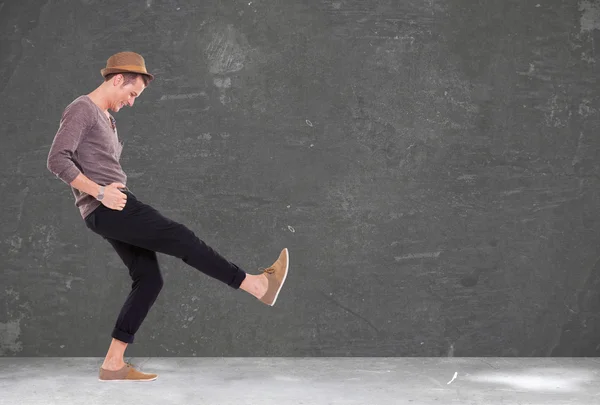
[100, 51, 154, 81]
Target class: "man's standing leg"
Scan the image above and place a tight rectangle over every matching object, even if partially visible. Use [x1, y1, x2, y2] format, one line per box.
[96, 237, 162, 381]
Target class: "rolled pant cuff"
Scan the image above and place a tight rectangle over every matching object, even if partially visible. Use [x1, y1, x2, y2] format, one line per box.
[112, 328, 134, 344]
[230, 269, 246, 289]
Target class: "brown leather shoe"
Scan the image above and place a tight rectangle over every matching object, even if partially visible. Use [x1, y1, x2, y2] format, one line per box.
[98, 362, 158, 382]
[259, 248, 289, 306]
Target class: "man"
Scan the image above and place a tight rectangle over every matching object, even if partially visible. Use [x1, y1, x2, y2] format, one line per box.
[46, 51, 289, 382]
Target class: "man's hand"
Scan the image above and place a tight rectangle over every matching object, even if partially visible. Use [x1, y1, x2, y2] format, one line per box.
[101, 182, 128, 211]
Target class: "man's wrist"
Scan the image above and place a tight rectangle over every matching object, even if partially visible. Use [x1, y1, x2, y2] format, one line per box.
[96, 185, 105, 201]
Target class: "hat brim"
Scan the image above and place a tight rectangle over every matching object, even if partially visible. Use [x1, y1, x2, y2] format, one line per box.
[101, 67, 154, 81]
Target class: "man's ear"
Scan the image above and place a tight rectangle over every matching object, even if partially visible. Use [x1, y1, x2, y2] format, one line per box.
[112, 74, 123, 87]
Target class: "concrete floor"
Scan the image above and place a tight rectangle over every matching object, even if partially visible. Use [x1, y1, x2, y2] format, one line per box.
[0, 358, 599, 404]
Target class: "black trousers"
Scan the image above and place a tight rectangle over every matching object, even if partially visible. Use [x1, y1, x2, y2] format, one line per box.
[84, 189, 247, 344]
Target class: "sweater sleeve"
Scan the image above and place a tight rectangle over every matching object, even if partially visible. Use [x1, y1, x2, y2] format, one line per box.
[46, 100, 97, 185]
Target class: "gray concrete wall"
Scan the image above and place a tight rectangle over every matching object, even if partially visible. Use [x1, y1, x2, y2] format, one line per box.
[1, 0, 599, 357]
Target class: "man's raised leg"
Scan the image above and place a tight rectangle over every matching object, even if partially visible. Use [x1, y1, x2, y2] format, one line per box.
[85, 191, 290, 305]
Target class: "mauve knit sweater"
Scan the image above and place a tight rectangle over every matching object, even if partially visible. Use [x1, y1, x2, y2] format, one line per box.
[47, 95, 127, 220]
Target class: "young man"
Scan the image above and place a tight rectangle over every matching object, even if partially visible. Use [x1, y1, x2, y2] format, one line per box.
[46, 51, 289, 382]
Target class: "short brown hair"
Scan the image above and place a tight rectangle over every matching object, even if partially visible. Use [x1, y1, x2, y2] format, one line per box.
[105, 72, 151, 87]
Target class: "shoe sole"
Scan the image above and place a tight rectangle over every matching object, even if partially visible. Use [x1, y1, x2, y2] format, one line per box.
[98, 376, 158, 382]
[269, 248, 289, 306]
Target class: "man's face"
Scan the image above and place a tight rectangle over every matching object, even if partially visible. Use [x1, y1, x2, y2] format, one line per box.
[110, 74, 146, 113]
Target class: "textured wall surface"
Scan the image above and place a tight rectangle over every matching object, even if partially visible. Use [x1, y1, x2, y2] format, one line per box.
[1, 0, 599, 357]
